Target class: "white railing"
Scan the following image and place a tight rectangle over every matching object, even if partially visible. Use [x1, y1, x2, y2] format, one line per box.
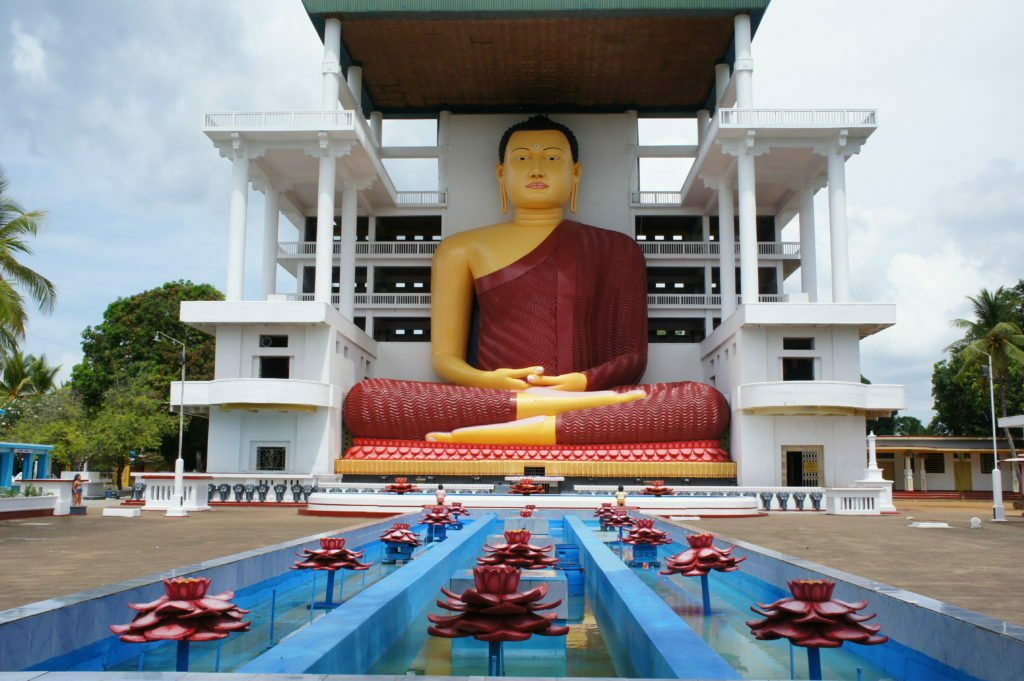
[357, 241, 439, 256]
[639, 241, 718, 256]
[279, 242, 438, 257]
[354, 293, 431, 307]
[203, 111, 356, 131]
[140, 477, 211, 511]
[313, 480, 494, 494]
[825, 487, 882, 515]
[719, 109, 878, 128]
[281, 293, 340, 304]
[395, 191, 447, 206]
[647, 294, 721, 307]
[753, 242, 801, 256]
[573, 484, 830, 511]
[737, 294, 786, 303]
[630, 191, 683, 206]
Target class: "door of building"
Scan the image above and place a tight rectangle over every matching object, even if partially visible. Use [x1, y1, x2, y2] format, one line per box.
[953, 453, 973, 492]
[879, 460, 896, 483]
[783, 446, 823, 486]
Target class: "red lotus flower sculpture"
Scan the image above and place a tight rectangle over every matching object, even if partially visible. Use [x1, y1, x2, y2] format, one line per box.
[519, 508, 534, 517]
[449, 502, 470, 515]
[383, 477, 419, 494]
[509, 478, 545, 495]
[110, 577, 250, 642]
[292, 537, 372, 571]
[747, 579, 888, 649]
[379, 522, 422, 547]
[623, 518, 672, 545]
[604, 509, 635, 529]
[661, 533, 745, 577]
[642, 480, 675, 496]
[422, 505, 457, 526]
[478, 530, 559, 570]
[428, 565, 569, 642]
[594, 503, 616, 522]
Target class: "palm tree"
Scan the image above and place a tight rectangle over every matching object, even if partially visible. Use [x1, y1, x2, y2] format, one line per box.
[0, 167, 57, 353]
[950, 287, 1024, 457]
[0, 350, 61, 401]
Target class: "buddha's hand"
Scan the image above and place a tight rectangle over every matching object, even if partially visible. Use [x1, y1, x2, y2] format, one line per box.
[524, 371, 587, 391]
[481, 366, 545, 390]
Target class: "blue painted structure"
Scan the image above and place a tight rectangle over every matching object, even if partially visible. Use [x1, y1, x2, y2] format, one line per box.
[0, 442, 54, 487]
[240, 513, 496, 675]
[564, 515, 739, 680]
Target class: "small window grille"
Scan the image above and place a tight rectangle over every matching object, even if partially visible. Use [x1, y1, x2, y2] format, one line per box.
[924, 454, 945, 474]
[256, 446, 286, 471]
[980, 453, 995, 471]
[783, 337, 815, 350]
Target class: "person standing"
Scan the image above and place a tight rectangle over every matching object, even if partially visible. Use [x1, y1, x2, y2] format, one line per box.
[435, 483, 446, 506]
[615, 484, 627, 507]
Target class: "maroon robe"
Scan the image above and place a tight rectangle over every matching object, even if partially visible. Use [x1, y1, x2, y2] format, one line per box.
[344, 221, 729, 443]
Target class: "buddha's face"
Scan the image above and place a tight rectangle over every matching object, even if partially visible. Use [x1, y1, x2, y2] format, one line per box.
[497, 129, 581, 210]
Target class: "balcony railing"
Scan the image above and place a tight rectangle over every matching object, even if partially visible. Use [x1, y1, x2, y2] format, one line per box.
[718, 109, 878, 128]
[395, 191, 447, 206]
[647, 294, 721, 307]
[279, 241, 439, 258]
[631, 191, 683, 206]
[282, 292, 785, 308]
[639, 241, 799, 257]
[354, 293, 431, 307]
[203, 111, 355, 131]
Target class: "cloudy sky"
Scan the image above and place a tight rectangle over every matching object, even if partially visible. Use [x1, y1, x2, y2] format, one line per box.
[2, 0, 1022, 421]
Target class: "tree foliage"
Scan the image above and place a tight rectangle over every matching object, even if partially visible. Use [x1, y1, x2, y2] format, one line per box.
[0, 166, 57, 353]
[71, 280, 221, 409]
[0, 350, 60, 401]
[3, 388, 89, 468]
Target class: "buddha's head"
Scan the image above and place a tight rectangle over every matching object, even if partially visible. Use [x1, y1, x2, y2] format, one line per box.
[497, 115, 582, 214]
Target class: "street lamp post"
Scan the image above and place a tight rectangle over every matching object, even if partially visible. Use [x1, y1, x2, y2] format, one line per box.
[156, 332, 188, 518]
[979, 353, 1005, 522]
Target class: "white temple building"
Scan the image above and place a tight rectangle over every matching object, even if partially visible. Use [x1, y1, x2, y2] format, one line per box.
[171, 0, 906, 489]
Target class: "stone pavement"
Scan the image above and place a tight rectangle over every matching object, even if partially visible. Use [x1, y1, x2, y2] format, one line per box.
[679, 499, 1024, 626]
[0, 501, 370, 612]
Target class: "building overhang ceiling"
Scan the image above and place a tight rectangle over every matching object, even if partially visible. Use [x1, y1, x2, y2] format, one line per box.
[302, 0, 770, 115]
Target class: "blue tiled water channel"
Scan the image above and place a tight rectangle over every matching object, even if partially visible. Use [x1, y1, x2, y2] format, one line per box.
[4, 510, 1014, 680]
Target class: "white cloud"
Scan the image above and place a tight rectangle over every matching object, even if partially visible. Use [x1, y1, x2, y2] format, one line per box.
[10, 20, 47, 83]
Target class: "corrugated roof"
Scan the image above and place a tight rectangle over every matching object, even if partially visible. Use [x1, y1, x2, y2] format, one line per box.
[302, 0, 770, 115]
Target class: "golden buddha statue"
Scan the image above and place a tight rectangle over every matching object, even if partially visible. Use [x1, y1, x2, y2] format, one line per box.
[344, 116, 729, 446]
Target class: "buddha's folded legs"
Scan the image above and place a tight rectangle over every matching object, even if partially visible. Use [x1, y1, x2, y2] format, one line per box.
[343, 379, 729, 444]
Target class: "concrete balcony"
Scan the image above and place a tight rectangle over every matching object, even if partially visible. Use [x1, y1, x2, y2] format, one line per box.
[735, 381, 905, 417]
[170, 378, 342, 413]
[638, 241, 799, 259]
[278, 241, 440, 260]
[717, 108, 877, 130]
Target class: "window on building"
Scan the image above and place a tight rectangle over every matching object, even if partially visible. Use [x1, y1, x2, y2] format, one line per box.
[708, 215, 776, 242]
[374, 317, 431, 342]
[782, 357, 814, 381]
[354, 316, 366, 331]
[524, 466, 546, 476]
[980, 453, 995, 470]
[634, 215, 702, 242]
[647, 267, 706, 294]
[783, 337, 815, 351]
[259, 356, 290, 379]
[303, 215, 369, 242]
[648, 317, 705, 344]
[256, 446, 286, 471]
[375, 215, 442, 242]
[759, 267, 779, 295]
[373, 266, 431, 293]
[924, 454, 946, 474]
[259, 334, 288, 348]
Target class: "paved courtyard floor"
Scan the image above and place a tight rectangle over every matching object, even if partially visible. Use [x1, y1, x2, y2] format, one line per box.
[0, 501, 370, 612]
[681, 499, 1024, 626]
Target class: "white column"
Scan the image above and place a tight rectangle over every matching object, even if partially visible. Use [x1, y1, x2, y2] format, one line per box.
[917, 454, 927, 492]
[798, 186, 818, 302]
[346, 65, 363, 115]
[826, 150, 850, 302]
[260, 187, 280, 301]
[697, 109, 710, 146]
[225, 150, 250, 302]
[314, 155, 336, 303]
[338, 185, 359, 319]
[903, 454, 914, 492]
[714, 63, 731, 105]
[717, 178, 737, 317]
[438, 110, 451, 194]
[733, 14, 754, 108]
[736, 151, 759, 303]
[370, 111, 383, 147]
[321, 19, 342, 110]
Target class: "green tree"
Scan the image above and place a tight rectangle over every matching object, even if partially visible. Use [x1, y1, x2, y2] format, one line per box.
[0, 350, 60, 401]
[70, 281, 221, 473]
[2, 388, 89, 469]
[71, 281, 222, 408]
[0, 167, 57, 353]
[949, 286, 1024, 456]
[87, 377, 178, 487]
[929, 355, 992, 435]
